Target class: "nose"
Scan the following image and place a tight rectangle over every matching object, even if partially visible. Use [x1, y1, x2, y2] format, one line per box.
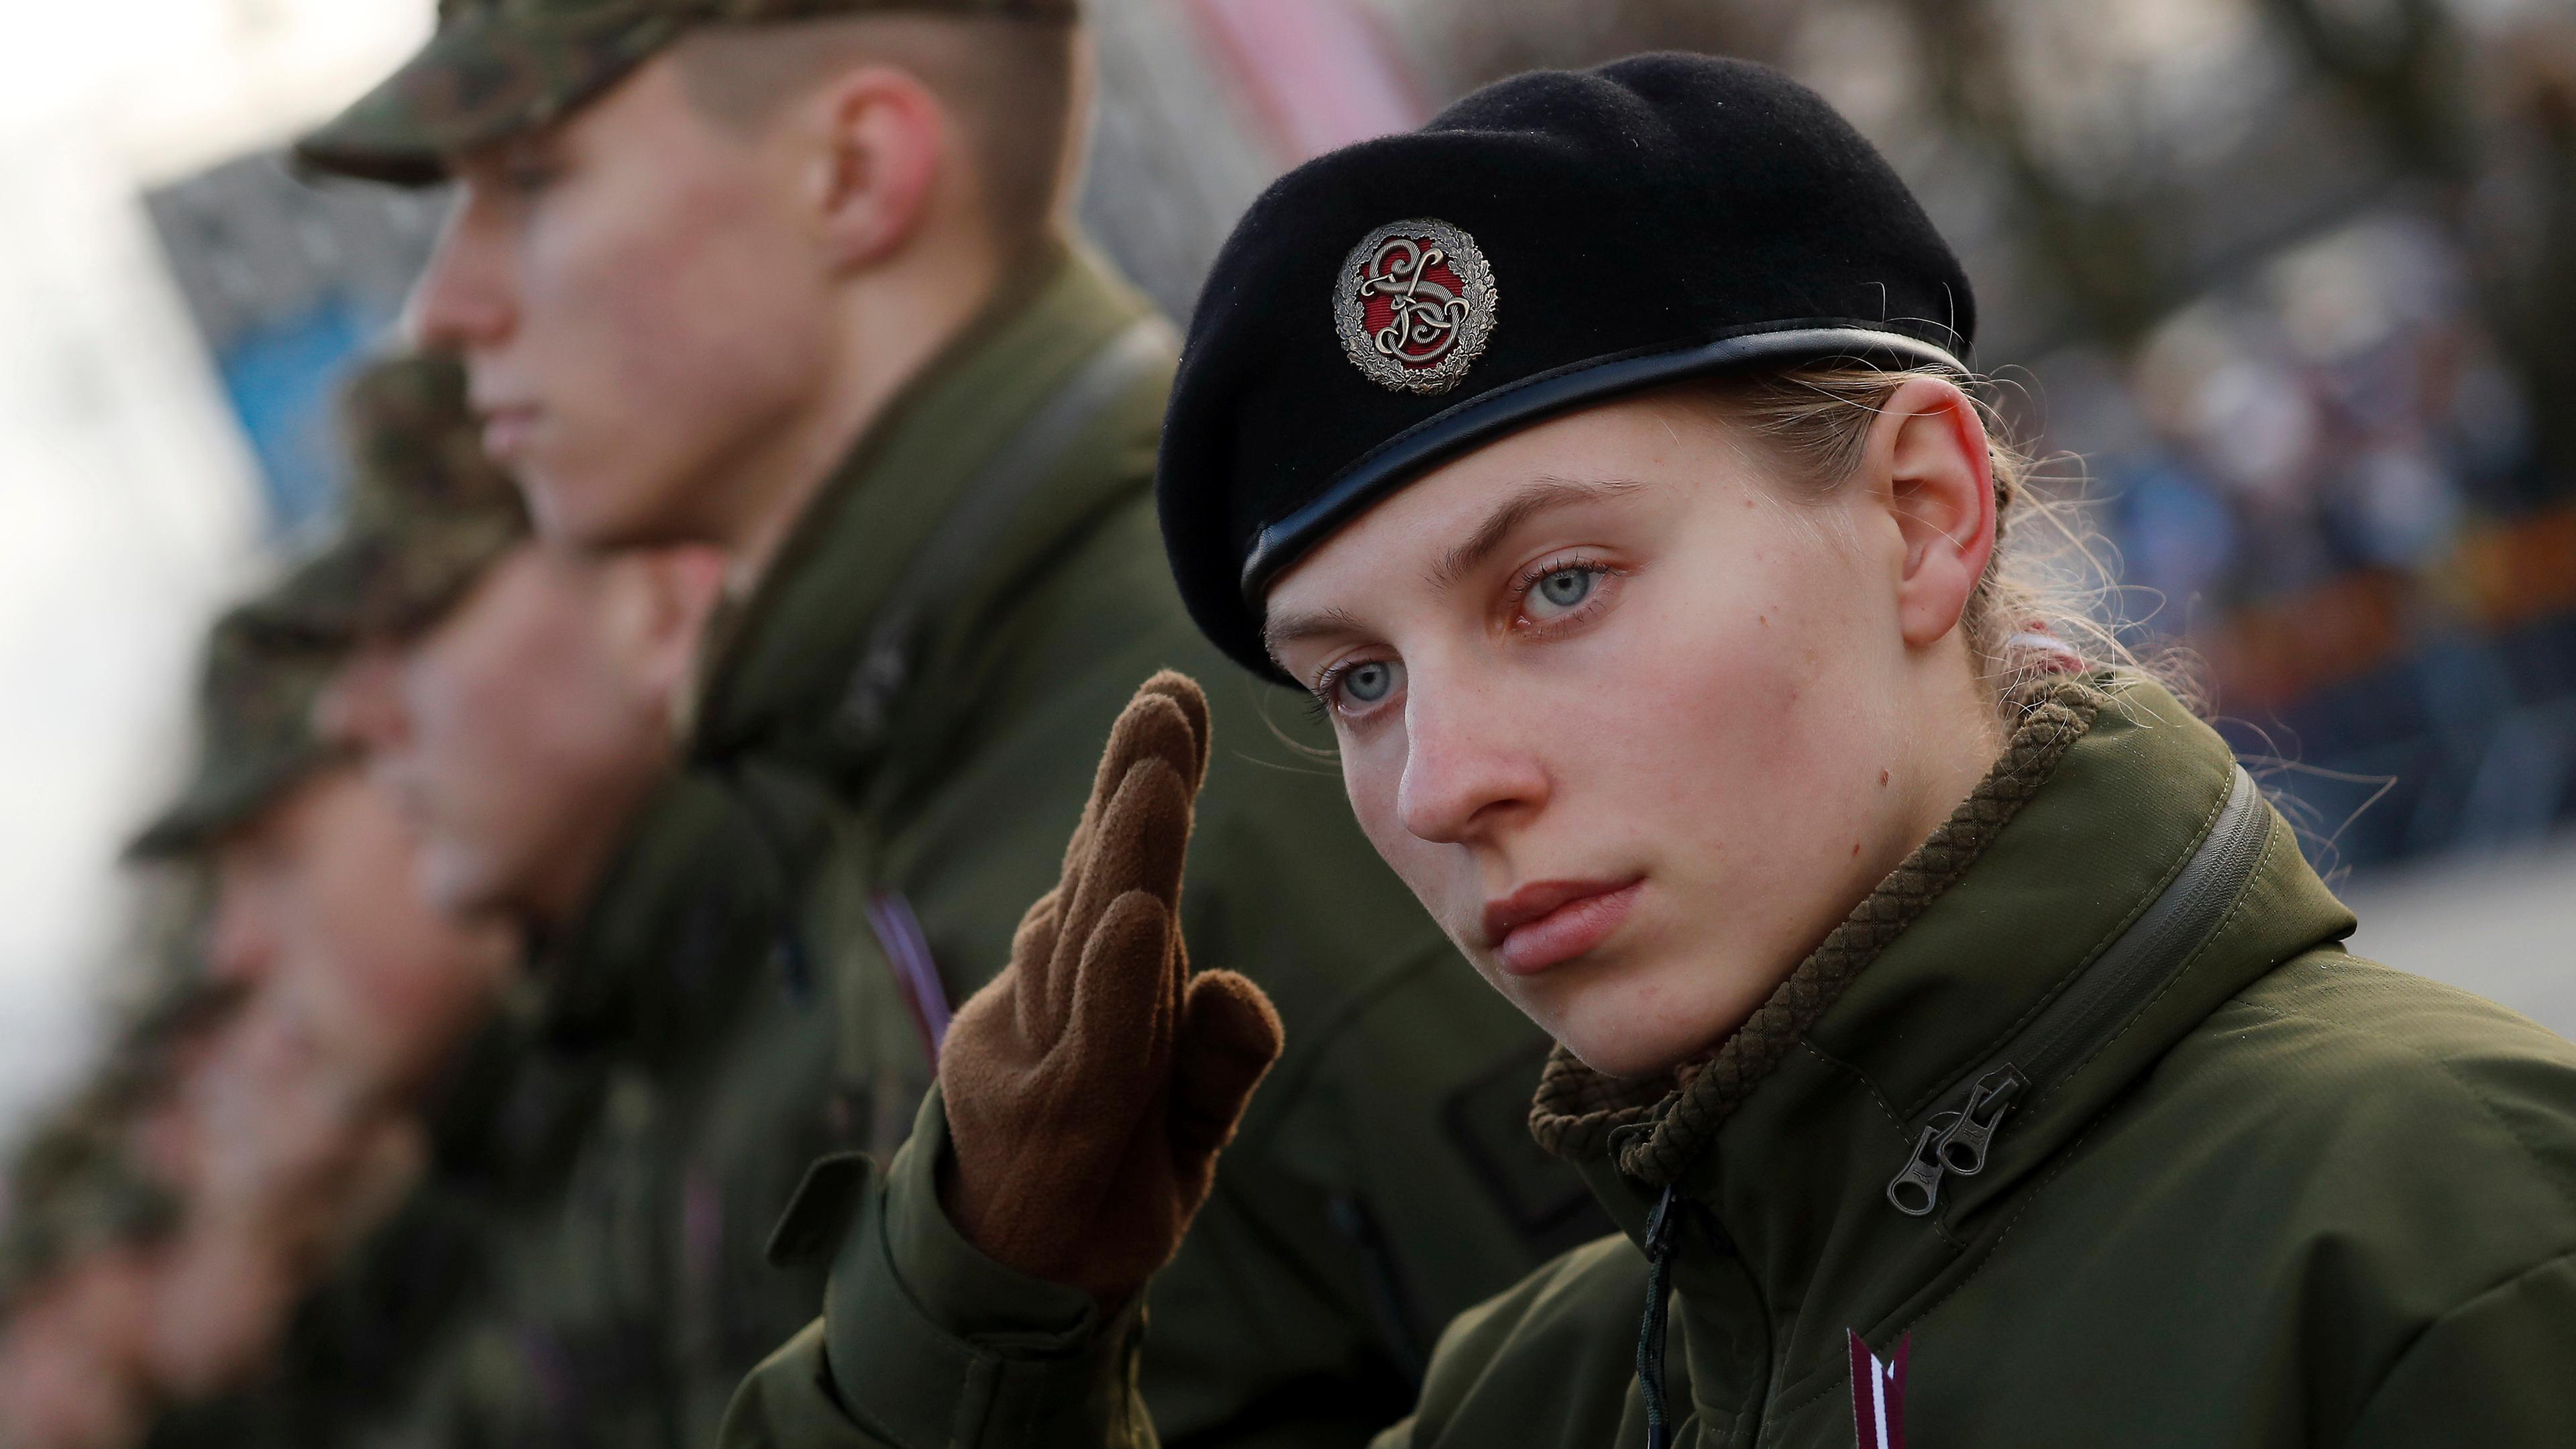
[404, 189, 515, 353]
[1393, 679, 1550, 845]
[316, 649, 411, 758]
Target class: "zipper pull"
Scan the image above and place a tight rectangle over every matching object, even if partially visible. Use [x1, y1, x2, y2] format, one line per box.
[1635, 1184, 1679, 1449]
[1933, 1067, 2025, 1177]
[1886, 1124, 1948, 1217]
[1886, 1065, 2028, 1217]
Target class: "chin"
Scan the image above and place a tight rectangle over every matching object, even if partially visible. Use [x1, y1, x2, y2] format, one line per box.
[1529, 969, 1735, 1081]
[1554, 1028, 1709, 1082]
[521, 470, 608, 549]
[417, 856, 500, 922]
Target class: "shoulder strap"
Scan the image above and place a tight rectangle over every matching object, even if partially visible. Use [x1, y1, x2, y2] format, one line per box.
[832, 316, 1177, 754]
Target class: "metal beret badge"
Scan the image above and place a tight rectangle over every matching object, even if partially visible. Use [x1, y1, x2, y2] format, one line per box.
[1334, 219, 1499, 394]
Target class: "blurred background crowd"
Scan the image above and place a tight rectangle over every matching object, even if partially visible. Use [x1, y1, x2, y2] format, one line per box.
[0, 0, 2571, 1443]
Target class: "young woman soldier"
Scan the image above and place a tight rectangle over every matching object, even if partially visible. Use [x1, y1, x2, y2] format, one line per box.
[724, 54, 2576, 1448]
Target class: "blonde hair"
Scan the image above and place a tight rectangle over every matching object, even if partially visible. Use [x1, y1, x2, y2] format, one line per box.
[1676, 364, 2181, 712]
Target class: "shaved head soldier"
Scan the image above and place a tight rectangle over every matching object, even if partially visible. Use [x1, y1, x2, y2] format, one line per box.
[303, 4, 1591, 1442]
[119, 593, 514, 1411]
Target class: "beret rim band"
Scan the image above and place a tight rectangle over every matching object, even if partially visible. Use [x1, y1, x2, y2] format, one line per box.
[1235, 321, 1968, 606]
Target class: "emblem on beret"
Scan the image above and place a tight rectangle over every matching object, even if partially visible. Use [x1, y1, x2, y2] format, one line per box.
[1335, 219, 1499, 394]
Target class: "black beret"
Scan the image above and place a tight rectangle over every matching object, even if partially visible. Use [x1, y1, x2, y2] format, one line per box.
[1157, 53, 1976, 684]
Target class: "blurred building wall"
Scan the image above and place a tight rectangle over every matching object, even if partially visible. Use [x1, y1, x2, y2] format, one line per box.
[0, 0, 430, 1147]
[2346, 837, 2576, 1037]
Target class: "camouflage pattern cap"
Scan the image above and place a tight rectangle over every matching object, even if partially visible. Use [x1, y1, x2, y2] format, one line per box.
[251, 352, 529, 650]
[125, 608, 349, 861]
[295, 0, 1079, 186]
[0, 1096, 182, 1302]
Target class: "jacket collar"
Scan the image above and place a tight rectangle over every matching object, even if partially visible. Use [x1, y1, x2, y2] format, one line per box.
[687, 236, 1161, 776]
[1534, 676, 2356, 1323]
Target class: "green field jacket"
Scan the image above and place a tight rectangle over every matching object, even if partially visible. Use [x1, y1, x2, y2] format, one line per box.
[362, 770, 845, 1449]
[718, 676, 2576, 1448]
[690, 237, 1587, 1446]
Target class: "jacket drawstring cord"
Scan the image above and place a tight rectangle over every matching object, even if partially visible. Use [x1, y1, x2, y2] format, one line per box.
[1636, 1183, 1680, 1449]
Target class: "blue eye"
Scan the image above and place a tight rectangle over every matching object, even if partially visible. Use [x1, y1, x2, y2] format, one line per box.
[1533, 566, 1597, 613]
[1342, 660, 1399, 704]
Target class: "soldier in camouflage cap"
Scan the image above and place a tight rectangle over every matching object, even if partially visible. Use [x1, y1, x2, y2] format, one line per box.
[0, 1093, 180, 1311]
[296, 0, 1072, 187]
[250, 353, 529, 653]
[127, 354, 519, 863]
[125, 609, 347, 865]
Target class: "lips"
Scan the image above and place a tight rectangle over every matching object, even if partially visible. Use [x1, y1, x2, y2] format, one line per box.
[1481, 877, 1644, 975]
[476, 403, 539, 464]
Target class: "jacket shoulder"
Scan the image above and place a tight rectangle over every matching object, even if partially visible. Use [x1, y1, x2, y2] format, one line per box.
[2211, 949, 2576, 1191]
[2159, 948, 2576, 1293]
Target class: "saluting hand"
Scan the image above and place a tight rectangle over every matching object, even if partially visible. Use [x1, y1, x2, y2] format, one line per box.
[936, 671, 1284, 1302]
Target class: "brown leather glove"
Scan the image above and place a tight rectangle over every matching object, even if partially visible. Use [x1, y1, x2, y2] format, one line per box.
[938, 671, 1285, 1302]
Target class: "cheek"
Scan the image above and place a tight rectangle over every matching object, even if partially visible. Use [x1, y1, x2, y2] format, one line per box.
[411, 615, 570, 795]
[1340, 730, 1425, 881]
[1621, 523, 1882, 783]
[402, 661, 506, 797]
[1609, 527, 1911, 960]
[1338, 722, 1487, 955]
[533, 168, 814, 426]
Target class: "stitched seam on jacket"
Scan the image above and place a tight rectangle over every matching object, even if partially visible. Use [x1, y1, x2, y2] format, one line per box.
[2030, 826, 2277, 1114]
[1793, 1040, 1909, 1134]
[2225, 996, 2576, 1224]
[2334, 1243, 2576, 1448]
[1910, 775, 2228, 1120]
[1750, 1107, 2129, 1424]
[1887, 1101, 2121, 1342]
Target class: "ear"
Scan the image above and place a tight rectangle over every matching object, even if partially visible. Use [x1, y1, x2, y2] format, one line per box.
[1860, 377, 1997, 651]
[804, 65, 950, 270]
[600, 545, 731, 721]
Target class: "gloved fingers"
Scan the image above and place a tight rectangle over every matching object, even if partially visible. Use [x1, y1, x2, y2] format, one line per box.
[1051, 672, 1206, 977]
[1130, 671, 1212, 791]
[1054, 754, 1195, 979]
[1063, 890, 1181, 1089]
[1006, 885, 1065, 1031]
[1167, 969, 1283, 1177]
[1075, 680, 1209, 854]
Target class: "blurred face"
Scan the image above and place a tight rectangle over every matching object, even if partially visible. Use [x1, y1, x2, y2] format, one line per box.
[1264, 393, 1998, 1079]
[205, 767, 513, 1097]
[0, 1250, 154, 1449]
[329, 545, 674, 925]
[409, 56, 831, 549]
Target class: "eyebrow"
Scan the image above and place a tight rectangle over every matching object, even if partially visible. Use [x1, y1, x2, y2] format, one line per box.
[1260, 476, 1646, 667]
[1260, 604, 1370, 670]
[1427, 476, 1645, 594]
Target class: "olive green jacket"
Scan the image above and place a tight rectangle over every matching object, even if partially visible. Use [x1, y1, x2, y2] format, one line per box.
[143, 1016, 586, 1449]
[343, 771, 839, 1449]
[694, 239, 1582, 1444]
[719, 677, 2576, 1448]
[160, 773, 816, 1449]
